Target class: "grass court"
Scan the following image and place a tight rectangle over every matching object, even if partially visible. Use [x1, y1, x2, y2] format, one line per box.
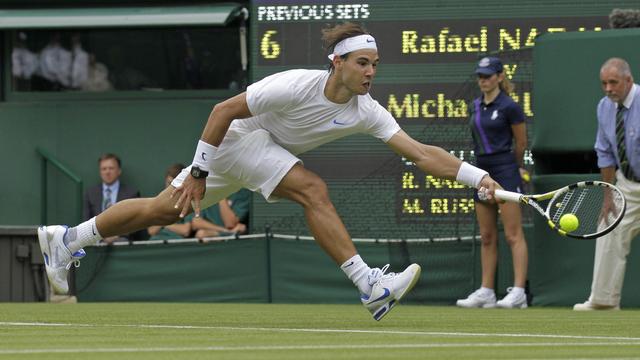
[1, 302, 639, 359]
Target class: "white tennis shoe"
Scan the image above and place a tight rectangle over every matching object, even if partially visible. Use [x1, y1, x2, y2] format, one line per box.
[573, 300, 619, 311]
[496, 287, 528, 309]
[38, 225, 85, 294]
[361, 263, 421, 321]
[456, 288, 497, 308]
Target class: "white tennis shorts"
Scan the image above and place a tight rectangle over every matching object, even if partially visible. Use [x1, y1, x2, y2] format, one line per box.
[171, 129, 301, 210]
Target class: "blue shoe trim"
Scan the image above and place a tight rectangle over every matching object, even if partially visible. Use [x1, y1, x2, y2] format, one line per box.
[72, 249, 86, 259]
[369, 288, 390, 304]
[43, 253, 49, 266]
[61, 226, 76, 255]
[373, 305, 388, 320]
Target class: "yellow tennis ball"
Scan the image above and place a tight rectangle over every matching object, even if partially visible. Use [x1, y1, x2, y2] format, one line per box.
[559, 214, 579, 232]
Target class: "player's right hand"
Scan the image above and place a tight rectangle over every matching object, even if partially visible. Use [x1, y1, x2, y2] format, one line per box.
[477, 175, 504, 203]
[171, 175, 206, 218]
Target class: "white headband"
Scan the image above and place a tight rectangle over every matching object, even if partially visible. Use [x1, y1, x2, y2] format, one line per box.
[327, 34, 377, 61]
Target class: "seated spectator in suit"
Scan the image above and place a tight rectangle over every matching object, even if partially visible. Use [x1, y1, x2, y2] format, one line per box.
[83, 153, 141, 243]
[192, 188, 251, 240]
[148, 164, 193, 240]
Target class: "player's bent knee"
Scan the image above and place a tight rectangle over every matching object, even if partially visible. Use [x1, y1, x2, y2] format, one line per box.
[299, 178, 331, 207]
[275, 167, 333, 208]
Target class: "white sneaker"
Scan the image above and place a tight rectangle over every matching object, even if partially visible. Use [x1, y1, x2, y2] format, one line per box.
[361, 263, 421, 321]
[496, 287, 528, 309]
[573, 301, 620, 311]
[38, 225, 85, 295]
[456, 288, 497, 308]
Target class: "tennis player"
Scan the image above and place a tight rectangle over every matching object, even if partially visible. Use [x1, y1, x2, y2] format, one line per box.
[38, 22, 500, 321]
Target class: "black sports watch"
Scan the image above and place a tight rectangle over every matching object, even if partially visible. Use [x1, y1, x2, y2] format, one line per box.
[190, 166, 209, 179]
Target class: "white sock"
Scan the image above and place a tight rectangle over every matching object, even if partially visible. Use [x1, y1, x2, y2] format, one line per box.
[510, 286, 525, 296]
[341, 254, 372, 295]
[479, 287, 495, 296]
[65, 217, 103, 253]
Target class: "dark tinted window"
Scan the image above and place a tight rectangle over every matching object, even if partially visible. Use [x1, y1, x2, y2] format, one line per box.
[11, 27, 245, 92]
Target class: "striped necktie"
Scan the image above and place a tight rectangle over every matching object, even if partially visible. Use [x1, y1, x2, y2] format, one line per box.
[102, 187, 113, 211]
[615, 104, 632, 179]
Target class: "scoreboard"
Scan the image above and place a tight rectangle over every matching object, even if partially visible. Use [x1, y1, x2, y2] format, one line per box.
[249, 0, 610, 239]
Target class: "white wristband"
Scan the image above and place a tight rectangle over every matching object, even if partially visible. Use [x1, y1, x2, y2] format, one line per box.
[192, 140, 217, 170]
[456, 162, 488, 188]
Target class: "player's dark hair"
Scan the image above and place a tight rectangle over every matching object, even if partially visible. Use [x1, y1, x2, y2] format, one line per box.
[609, 8, 640, 29]
[321, 22, 370, 71]
[98, 153, 121, 168]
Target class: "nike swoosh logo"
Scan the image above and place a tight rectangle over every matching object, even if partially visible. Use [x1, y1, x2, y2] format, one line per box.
[343, 261, 355, 268]
[333, 119, 348, 125]
[366, 39, 375, 43]
[369, 288, 391, 303]
[92, 227, 96, 236]
[201, 152, 207, 161]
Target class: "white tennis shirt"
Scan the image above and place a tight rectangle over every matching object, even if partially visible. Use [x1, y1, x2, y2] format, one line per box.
[225, 69, 401, 155]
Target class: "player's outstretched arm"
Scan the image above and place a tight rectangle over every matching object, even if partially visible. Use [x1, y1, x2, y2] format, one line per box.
[201, 92, 253, 146]
[172, 93, 254, 218]
[386, 130, 499, 197]
[386, 130, 463, 179]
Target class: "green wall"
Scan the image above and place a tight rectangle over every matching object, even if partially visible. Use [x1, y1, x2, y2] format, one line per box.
[532, 28, 640, 154]
[0, 96, 227, 225]
[76, 237, 489, 305]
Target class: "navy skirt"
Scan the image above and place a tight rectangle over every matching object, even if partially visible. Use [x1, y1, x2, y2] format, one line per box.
[473, 151, 522, 202]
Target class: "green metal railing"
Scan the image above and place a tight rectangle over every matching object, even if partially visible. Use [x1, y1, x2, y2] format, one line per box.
[37, 147, 83, 224]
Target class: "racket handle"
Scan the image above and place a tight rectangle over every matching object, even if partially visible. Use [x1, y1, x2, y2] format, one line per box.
[494, 189, 523, 203]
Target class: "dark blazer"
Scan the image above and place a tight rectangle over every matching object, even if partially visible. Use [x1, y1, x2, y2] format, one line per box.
[83, 182, 140, 220]
[83, 182, 144, 240]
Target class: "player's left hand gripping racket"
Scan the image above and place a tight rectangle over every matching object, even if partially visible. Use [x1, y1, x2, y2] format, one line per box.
[479, 181, 626, 239]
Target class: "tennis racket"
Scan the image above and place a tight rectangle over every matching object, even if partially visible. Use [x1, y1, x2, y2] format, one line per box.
[479, 181, 626, 239]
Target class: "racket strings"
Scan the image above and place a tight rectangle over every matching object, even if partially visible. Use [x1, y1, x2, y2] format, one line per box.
[549, 187, 603, 236]
[549, 185, 625, 236]
[570, 189, 588, 215]
[551, 189, 574, 223]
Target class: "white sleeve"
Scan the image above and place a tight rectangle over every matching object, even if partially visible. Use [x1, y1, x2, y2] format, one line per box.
[363, 99, 402, 142]
[246, 72, 296, 116]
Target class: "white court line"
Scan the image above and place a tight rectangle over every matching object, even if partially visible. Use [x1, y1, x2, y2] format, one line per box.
[2, 321, 640, 342]
[1, 342, 640, 355]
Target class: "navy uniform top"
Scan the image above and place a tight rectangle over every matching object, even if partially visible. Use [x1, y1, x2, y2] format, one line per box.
[469, 91, 525, 156]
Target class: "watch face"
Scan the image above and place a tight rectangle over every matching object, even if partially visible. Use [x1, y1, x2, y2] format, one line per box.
[191, 166, 207, 178]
